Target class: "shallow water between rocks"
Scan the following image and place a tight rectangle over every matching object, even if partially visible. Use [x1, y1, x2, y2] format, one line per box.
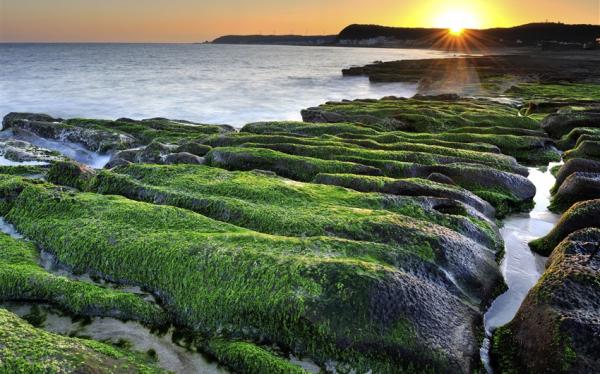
[480, 162, 562, 372]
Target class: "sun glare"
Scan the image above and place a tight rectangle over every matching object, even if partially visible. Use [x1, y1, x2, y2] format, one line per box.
[434, 8, 480, 36]
[449, 27, 464, 36]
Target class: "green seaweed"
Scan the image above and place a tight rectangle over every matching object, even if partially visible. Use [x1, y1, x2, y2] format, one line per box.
[310, 98, 540, 132]
[3, 183, 455, 373]
[0, 232, 168, 327]
[205, 146, 382, 181]
[0, 308, 165, 373]
[236, 141, 523, 173]
[242, 120, 558, 165]
[207, 340, 308, 374]
[506, 83, 600, 102]
[48, 162, 501, 258]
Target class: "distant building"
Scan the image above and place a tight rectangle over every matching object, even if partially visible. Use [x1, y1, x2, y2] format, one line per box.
[339, 36, 390, 46]
[540, 40, 591, 50]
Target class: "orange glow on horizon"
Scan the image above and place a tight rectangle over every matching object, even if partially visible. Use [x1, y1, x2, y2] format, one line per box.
[0, 0, 598, 42]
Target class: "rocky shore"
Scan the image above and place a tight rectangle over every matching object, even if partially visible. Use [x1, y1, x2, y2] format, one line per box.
[0, 54, 599, 373]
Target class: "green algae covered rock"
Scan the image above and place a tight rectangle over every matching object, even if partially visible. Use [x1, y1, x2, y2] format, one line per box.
[0, 165, 45, 175]
[492, 228, 600, 374]
[244, 118, 558, 166]
[552, 158, 600, 194]
[0, 140, 67, 164]
[2, 115, 137, 153]
[312, 172, 495, 218]
[1, 180, 491, 373]
[530, 199, 600, 256]
[301, 97, 540, 133]
[205, 146, 383, 181]
[54, 161, 498, 234]
[296, 96, 562, 166]
[0, 231, 168, 327]
[551, 172, 600, 212]
[2, 113, 233, 153]
[235, 140, 525, 175]
[238, 120, 554, 168]
[556, 127, 600, 150]
[541, 110, 600, 139]
[242, 120, 378, 137]
[564, 140, 600, 162]
[200, 142, 534, 217]
[506, 83, 600, 102]
[0, 308, 165, 373]
[212, 129, 501, 153]
[207, 340, 308, 374]
[2, 113, 61, 127]
[47, 161, 502, 299]
[107, 141, 207, 167]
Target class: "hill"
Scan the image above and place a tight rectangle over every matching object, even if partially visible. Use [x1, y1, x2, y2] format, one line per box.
[211, 23, 600, 49]
[338, 23, 600, 47]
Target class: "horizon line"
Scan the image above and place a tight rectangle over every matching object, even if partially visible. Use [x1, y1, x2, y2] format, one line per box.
[2, 21, 598, 44]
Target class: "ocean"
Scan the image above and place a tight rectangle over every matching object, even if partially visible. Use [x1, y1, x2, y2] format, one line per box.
[0, 43, 449, 127]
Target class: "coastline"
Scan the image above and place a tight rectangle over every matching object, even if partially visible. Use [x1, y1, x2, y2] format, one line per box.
[0, 49, 599, 373]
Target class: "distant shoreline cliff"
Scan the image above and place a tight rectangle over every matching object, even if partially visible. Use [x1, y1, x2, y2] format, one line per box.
[211, 22, 600, 49]
[211, 34, 337, 46]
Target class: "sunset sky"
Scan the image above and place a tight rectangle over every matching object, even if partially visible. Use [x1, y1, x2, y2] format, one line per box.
[1, 0, 599, 42]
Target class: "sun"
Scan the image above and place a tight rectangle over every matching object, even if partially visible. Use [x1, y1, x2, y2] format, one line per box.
[434, 8, 480, 36]
[449, 26, 464, 36]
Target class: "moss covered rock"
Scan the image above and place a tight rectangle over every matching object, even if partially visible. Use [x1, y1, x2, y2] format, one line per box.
[506, 83, 600, 102]
[235, 141, 526, 175]
[552, 158, 600, 194]
[243, 118, 557, 166]
[200, 142, 534, 218]
[302, 97, 538, 132]
[0, 232, 168, 327]
[0, 165, 46, 177]
[564, 140, 600, 161]
[1, 113, 233, 154]
[312, 172, 495, 219]
[301, 97, 540, 133]
[237, 121, 556, 166]
[0, 308, 165, 373]
[0, 140, 67, 164]
[205, 146, 383, 181]
[107, 141, 207, 167]
[2, 114, 137, 153]
[47, 161, 502, 299]
[492, 228, 600, 374]
[2, 113, 62, 128]
[541, 110, 600, 139]
[1, 180, 492, 373]
[213, 129, 501, 154]
[551, 172, 600, 212]
[530, 199, 600, 255]
[556, 127, 600, 150]
[207, 340, 308, 374]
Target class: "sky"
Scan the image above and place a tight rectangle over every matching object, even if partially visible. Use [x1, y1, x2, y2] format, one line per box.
[1, 0, 599, 42]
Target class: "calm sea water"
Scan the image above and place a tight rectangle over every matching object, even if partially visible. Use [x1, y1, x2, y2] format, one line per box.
[0, 44, 449, 127]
